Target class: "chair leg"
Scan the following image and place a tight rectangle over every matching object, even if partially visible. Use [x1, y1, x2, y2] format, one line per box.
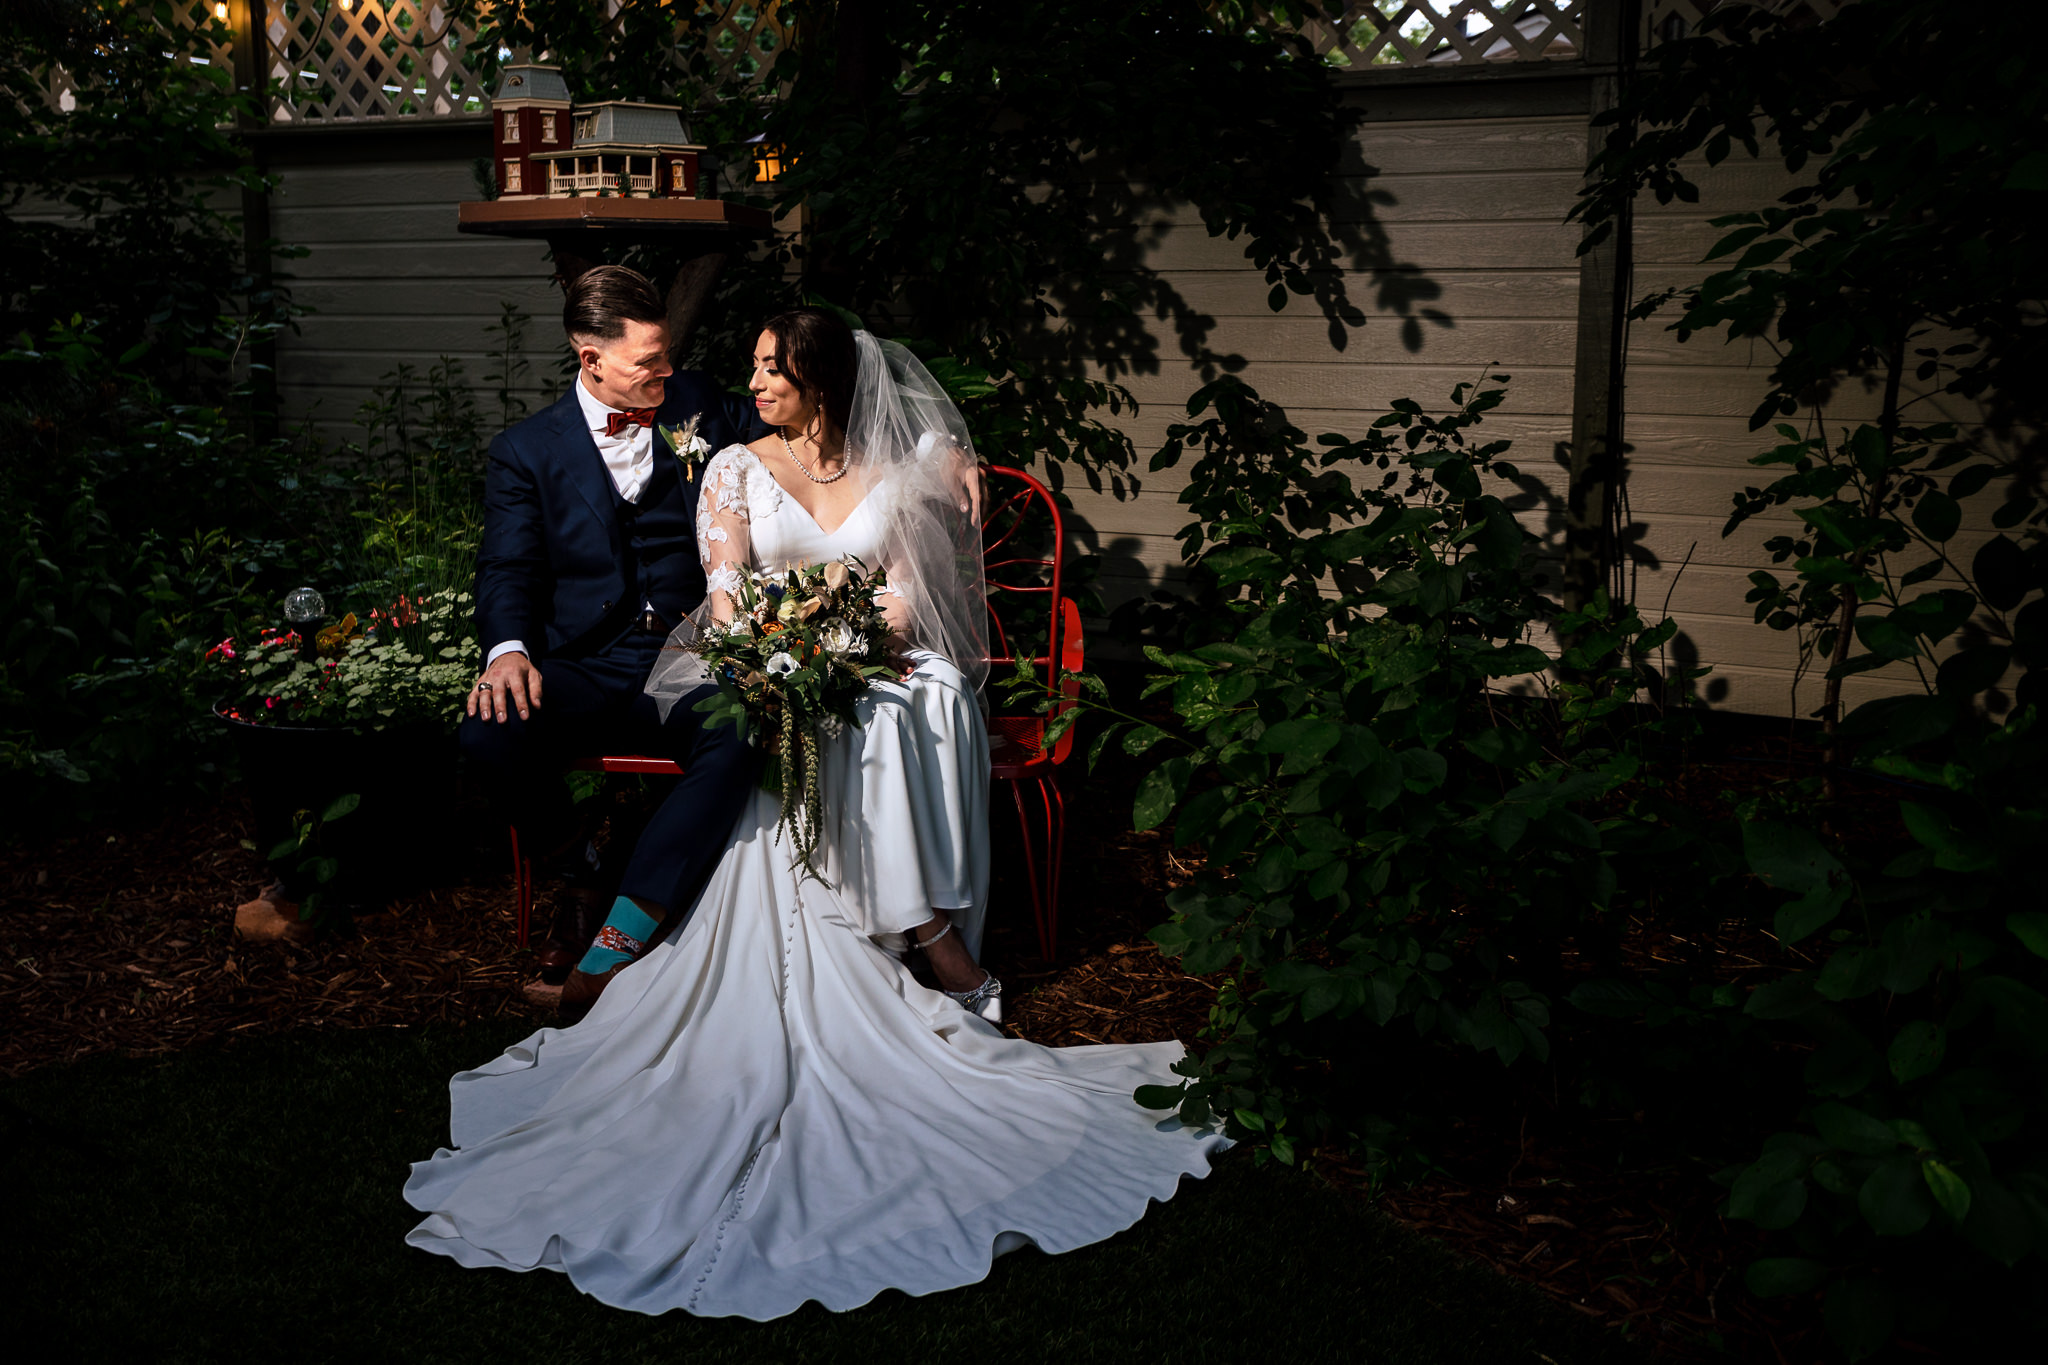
[1029, 776, 1057, 962]
[1042, 774, 1066, 962]
[509, 824, 533, 949]
[1007, 776, 1050, 961]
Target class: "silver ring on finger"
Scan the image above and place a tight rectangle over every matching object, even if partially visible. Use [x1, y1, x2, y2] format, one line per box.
[476, 681, 493, 691]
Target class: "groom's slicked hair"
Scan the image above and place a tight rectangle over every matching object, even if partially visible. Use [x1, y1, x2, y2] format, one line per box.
[564, 265, 666, 343]
[761, 307, 857, 436]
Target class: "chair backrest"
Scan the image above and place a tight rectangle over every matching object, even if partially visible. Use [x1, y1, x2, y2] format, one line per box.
[982, 466, 1083, 765]
[982, 465, 1064, 693]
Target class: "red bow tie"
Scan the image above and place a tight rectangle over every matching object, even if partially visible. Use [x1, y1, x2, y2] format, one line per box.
[604, 407, 659, 437]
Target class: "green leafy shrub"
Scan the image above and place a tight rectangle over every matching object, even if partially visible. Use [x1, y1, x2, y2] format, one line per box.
[329, 328, 517, 608]
[1723, 698, 2047, 1357]
[0, 319, 312, 817]
[1073, 369, 2044, 1356]
[1, 3, 314, 823]
[266, 791, 362, 933]
[1059, 374, 1701, 1165]
[1567, 1, 2048, 1352]
[1, 1, 291, 389]
[1708, 333, 2046, 1363]
[0, 308, 530, 821]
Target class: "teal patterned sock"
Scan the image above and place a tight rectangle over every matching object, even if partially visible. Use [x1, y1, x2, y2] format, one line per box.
[576, 898, 659, 975]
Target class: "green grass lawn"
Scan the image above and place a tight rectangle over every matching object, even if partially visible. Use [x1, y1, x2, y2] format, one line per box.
[2, 1023, 1644, 1365]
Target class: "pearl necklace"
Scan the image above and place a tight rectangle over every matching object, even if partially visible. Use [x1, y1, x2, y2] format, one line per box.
[779, 431, 850, 484]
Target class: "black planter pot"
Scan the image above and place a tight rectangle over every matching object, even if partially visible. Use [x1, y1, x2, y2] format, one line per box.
[213, 702, 457, 908]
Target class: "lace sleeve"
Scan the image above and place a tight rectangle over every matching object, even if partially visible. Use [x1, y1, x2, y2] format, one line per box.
[697, 447, 757, 624]
[874, 536, 914, 644]
[647, 446, 757, 721]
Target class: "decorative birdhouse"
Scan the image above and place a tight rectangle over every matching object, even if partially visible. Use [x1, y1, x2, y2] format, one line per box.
[489, 64, 573, 200]
[531, 101, 705, 200]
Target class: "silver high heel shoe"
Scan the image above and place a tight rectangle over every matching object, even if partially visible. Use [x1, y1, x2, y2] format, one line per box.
[944, 972, 1003, 1024]
[914, 920, 1003, 1023]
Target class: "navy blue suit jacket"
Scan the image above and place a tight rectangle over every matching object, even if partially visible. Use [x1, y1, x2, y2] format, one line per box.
[474, 370, 765, 662]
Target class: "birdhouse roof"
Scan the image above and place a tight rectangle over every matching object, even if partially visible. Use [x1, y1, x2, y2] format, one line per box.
[492, 64, 572, 106]
[574, 101, 694, 148]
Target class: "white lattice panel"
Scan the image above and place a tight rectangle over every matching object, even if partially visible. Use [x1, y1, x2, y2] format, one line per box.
[171, 0, 240, 70]
[256, 0, 789, 122]
[1301, 1, 1585, 68]
[265, 0, 489, 123]
[701, 0, 790, 88]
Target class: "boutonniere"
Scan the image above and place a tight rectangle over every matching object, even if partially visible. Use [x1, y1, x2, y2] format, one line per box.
[658, 414, 710, 481]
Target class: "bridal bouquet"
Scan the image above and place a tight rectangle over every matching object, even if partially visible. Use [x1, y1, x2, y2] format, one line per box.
[692, 556, 897, 867]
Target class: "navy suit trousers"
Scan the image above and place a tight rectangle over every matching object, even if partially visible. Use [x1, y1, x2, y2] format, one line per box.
[460, 632, 753, 921]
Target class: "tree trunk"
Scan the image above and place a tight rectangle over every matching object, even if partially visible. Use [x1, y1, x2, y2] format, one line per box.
[797, 0, 897, 307]
[1563, 0, 1642, 620]
[665, 250, 729, 363]
[228, 0, 277, 439]
[1817, 329, 1908, 799]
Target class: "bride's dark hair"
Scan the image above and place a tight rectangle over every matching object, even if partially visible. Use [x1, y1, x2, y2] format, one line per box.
[761, 308, 857, 438]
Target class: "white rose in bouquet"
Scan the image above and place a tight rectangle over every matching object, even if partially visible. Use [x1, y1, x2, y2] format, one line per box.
[819, 620, 866, 657]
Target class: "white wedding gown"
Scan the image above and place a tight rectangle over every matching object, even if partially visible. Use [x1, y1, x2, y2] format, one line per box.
[403, 447, 1229, 1319]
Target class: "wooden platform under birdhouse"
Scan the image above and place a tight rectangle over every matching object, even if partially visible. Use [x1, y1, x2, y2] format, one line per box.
[456, 197, 773, 237]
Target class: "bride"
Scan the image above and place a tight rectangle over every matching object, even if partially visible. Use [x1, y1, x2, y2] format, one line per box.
[403, 309, 1228, 1319]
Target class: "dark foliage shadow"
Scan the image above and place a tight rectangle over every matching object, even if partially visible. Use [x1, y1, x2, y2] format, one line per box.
[1018, 157, 1452, 608]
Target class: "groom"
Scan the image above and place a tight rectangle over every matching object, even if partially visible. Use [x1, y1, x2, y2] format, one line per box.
[462, 264, 763, 1016]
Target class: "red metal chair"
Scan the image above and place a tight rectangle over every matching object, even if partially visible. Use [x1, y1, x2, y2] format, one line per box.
[982, 466, 1082, 962]
[509, 465, 1081, 961]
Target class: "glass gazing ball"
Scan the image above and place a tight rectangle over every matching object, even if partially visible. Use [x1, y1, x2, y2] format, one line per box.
[283, 586, 327, 624]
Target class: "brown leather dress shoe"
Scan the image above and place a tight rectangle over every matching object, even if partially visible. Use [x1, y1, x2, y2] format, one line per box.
[558, 961, 629, 1024]
[535, 886, 610, 985]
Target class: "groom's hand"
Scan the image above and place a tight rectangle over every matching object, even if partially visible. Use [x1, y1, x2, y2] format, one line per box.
[470, 651, 544, 723]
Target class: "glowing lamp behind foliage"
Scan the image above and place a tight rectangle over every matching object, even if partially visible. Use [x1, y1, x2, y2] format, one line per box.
[283, 587, 326, 627]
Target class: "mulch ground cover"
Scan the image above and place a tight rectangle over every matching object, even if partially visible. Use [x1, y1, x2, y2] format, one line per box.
[0, 724, 1884, 1362]
[0, 802, 532, 1074]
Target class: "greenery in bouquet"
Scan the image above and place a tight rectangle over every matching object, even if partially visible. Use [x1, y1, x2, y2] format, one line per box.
[693, 557, 897, 869]
[212, 591, 480, 732]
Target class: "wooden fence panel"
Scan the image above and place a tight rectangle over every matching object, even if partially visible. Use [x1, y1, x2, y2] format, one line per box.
[267, 154, 563, 447]
[1058, 110, 1589, 645]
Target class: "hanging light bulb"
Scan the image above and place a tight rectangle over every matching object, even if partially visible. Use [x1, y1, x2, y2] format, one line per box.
[213, 2, 228, 19]
[341, 0, 354, 10]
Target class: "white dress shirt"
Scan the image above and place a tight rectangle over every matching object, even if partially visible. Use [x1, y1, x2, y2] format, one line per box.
[575, 374, 659, 503]
[486, 377, 660, 668]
